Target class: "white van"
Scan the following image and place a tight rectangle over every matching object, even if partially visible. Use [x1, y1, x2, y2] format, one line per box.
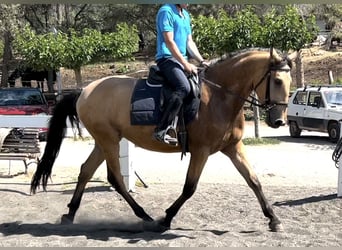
[287, 85, 342, 142]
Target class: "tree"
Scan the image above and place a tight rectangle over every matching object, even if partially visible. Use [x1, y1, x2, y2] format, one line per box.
[193, 5, 318, 87]
[262, 5, 317, 52]
[192, 10, 232, 57]
[0, 4, 21, 88]
[60, 28, 101, 86]
[61, 23, 139, 87]
[227, 7, 262, 50]
[20, 4, 99, 33]
[262, 5, 318, 87]
[13, 23, 139, 88]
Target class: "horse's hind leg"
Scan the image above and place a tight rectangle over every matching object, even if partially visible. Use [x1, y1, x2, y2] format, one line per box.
[61, 143, 104, 224]
[221, 142, 282, 232]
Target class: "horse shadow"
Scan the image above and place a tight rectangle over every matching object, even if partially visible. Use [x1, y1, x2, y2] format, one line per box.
[0, 219, 232, 243]
[0, 183, 229, 242]
[0, 220, 197, 243]
[0, 181, 108, 196]
[273, 193, 340, 207]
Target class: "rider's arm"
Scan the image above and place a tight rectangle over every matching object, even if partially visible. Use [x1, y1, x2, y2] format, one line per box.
[163, 31, 195, 74]
[186, 34, 204, 64]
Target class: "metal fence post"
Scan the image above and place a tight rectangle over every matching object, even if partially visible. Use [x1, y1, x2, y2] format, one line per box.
[338, 120, 342, 197]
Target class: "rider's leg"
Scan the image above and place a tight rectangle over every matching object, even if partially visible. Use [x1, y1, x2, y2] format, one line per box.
[153, 92, 183, 144]
[154, 58, 190, 144]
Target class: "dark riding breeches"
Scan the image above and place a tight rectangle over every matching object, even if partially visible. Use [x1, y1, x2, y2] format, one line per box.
[156, 57, 190, 99]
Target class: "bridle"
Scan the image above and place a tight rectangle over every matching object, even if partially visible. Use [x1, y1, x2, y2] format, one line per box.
[250, 60, 291, 111]
[201, 59, 291, 112]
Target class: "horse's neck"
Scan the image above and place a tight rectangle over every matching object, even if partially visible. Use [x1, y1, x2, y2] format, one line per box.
[205, 54, 269, 98]
[201, 53, 269, 124]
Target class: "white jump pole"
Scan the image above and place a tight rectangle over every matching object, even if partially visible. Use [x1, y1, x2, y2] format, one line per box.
[338, 120, 342, 197]
[119, 138, 137, 192]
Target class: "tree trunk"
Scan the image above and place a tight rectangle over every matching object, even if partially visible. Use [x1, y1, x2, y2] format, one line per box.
[47, 70, 54, 92]
[295, 49, 304, 88]
[74, 67, 83, 88]
[1, 30, 12, 88]
[328, 70, 334, 84]
[253, 91, 260, 138]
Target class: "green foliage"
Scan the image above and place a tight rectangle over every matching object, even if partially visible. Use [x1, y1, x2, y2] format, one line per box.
[242, 137, 280, 145]
[228, 7, 262, 50]
[336, 77, 342, 84]
[192, 5, 319, 56]
[62, 28, 102, 70]
[262, 5, 318, 51]
[192, 10, 234, 56]
[13, 23, 139, 72]
[99, 23, 139, 61]
[13, 25, 65, 70]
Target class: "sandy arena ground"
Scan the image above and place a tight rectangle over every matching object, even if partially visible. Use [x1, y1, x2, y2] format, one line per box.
[0, 122, 341, 247]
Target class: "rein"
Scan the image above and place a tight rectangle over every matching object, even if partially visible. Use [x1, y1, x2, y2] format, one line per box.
[201, 61, 291, 111]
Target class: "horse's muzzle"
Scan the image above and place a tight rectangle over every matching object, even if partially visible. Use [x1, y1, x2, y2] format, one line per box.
[273, 119, 286, 128]
[265, 109, 286, 128]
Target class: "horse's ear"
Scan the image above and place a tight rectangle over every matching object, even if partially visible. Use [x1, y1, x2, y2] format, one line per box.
[270, 47, 282, 62]
[287, 50, 298, 61]
[270, 46, 274, 58]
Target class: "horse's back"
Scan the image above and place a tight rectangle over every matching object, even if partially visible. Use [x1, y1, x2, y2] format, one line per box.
[77, 75, 136, 131]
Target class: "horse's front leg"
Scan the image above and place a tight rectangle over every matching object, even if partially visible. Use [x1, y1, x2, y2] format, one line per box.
[221, 141, 282, 232]
[61, 143, 104, 224]
[159, 148, 210, 229]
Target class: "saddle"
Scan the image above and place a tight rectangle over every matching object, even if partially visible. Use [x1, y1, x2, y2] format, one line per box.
[130, 65, 202, 156]
[148, 65, 201, 100]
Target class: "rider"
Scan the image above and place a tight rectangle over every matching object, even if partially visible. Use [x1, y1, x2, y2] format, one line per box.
[153, 4, 209, 145]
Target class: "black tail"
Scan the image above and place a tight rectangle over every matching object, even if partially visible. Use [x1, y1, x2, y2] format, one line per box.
[30, 92, 81, 194]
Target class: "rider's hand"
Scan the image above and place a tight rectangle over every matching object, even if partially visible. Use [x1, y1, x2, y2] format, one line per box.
[184, 62, 198, 75]
[200, 60, 210, 68]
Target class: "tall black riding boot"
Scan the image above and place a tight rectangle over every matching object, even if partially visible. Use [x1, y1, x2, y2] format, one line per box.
[153, 93, 183, 145]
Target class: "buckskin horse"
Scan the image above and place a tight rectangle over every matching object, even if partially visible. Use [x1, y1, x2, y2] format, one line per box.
[31, 48, 296, 232]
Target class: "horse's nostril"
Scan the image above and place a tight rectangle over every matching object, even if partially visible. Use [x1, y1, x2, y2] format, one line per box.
[274, 119, 285, 128]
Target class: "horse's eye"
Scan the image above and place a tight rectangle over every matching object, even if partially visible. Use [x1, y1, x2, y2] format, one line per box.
[274, 79, 282, 85]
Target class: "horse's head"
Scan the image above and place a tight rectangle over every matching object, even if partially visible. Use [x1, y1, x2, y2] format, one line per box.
[257, 48, 296, 128]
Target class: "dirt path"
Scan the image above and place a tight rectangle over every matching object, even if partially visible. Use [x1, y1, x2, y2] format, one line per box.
[0, 123, 341, 247]
[0, 183, 340, 247]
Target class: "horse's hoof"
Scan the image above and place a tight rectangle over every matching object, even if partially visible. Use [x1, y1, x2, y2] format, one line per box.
[61, 214, 74, 225]
[142, 219, 169, 232]
[269, 220, 283, 232]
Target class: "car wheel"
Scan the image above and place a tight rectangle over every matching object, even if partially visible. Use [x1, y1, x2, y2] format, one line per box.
[328, 122, 340, 143]
[289, 121, 301, 137]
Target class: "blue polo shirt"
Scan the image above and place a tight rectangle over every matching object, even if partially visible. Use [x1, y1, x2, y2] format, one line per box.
[155, 4, 191, 61]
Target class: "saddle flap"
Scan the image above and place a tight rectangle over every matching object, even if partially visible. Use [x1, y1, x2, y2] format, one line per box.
[131, 97, 156, 111]
[130, 79, 162, 125]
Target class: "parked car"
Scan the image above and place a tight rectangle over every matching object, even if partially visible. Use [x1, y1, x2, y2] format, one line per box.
[287, 85, 342, 142]
[0, 87, 52, 141]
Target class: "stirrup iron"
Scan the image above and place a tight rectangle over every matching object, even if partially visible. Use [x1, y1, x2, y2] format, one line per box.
[163, 115, 178, 146]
